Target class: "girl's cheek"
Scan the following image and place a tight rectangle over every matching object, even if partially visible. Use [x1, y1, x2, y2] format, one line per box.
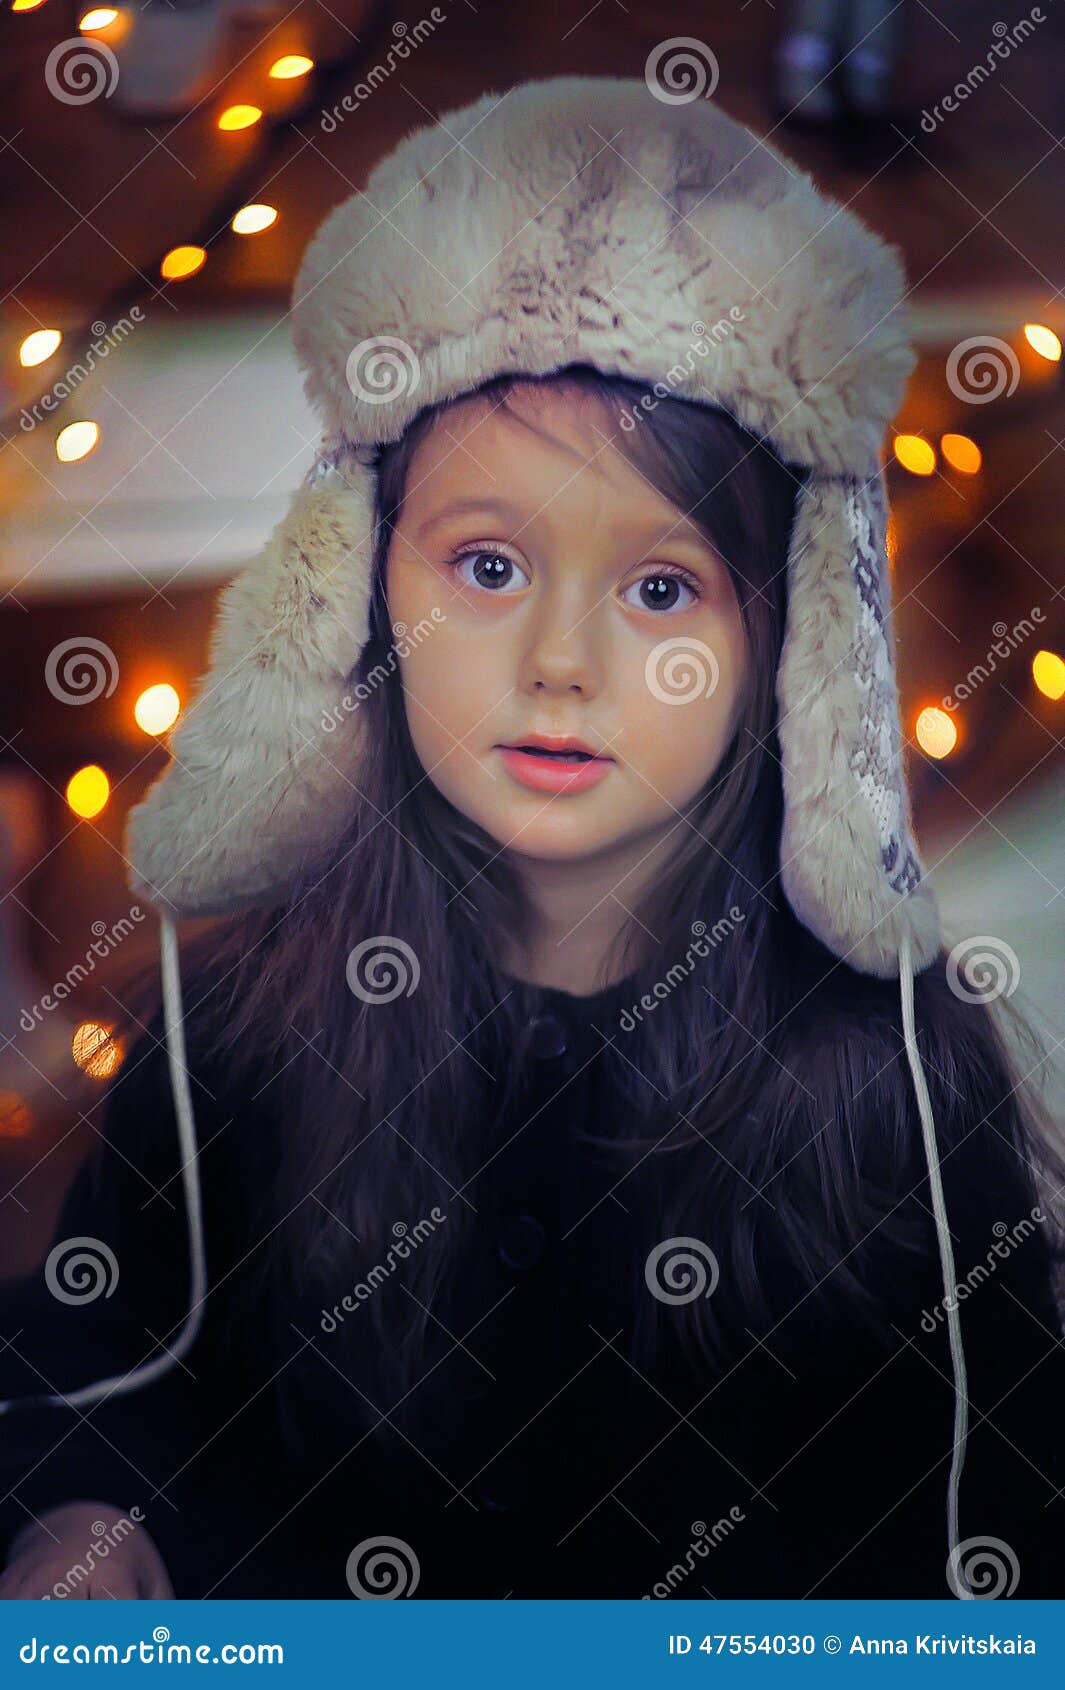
[625, 613, 743, 707]
[387, 547, 454, 617]
[400, 627, 498, 737]
[619, 638, 744, 770]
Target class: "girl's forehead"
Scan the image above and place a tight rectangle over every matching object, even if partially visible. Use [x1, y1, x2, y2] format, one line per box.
[404, 385, 690, 534]
[420, 385, 598, 466]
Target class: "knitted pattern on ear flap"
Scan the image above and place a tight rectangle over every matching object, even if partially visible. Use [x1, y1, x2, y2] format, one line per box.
[126, 440, 376, 917]
[776, 466, 939, 977]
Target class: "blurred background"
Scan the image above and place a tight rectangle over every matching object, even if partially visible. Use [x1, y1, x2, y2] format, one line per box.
[0, 0, 1062, 1277]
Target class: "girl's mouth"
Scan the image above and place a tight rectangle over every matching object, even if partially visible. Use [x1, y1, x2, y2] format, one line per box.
[515, 745, 593, 761]
[495, 745, 613, 794]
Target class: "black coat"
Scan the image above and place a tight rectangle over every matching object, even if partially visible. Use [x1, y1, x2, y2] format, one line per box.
[2, 969, 1064, 1600]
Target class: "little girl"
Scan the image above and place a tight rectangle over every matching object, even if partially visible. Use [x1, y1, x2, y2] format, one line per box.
[3, 75, 1065, 1602]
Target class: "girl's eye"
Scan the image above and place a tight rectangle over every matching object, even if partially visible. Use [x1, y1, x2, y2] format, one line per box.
[444, 547, 702, 612]
[447, 547, 529, 594]
[621, 569, 702, 614]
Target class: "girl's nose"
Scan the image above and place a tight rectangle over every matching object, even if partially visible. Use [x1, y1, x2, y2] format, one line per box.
[517, 595, 603, 697]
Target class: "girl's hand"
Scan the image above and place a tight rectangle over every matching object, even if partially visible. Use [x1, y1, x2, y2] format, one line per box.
[0, 1500, 174, 1599]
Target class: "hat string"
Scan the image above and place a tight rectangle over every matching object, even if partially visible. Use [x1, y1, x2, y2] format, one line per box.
[0, 911, 207, 1416]
[899, 924, 971, 1594]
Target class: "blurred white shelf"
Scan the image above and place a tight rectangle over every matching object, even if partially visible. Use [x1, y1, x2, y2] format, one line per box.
[0, 311, 321, 600]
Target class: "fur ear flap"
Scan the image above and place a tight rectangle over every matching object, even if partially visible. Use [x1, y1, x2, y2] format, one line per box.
[775, 470, 940, 978]
[125, 449, 377, 918]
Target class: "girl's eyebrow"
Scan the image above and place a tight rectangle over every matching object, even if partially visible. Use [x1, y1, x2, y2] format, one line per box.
[415, 492, 720, 561]
[415, 496, 519, 539]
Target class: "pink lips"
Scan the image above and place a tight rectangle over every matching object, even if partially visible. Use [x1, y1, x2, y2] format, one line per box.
[496, 745, 614, 794]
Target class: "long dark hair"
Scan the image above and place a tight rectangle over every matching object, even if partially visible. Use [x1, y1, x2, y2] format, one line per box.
[109, 365, 1065, 1458]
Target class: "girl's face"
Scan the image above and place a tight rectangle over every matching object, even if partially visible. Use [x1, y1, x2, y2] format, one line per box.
[385, 384, 749, 869]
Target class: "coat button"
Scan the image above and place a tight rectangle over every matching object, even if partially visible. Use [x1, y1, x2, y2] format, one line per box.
[528, 1013, 569, 1060]
[474, 1455, 530, 1513]
[496, 1213, 547, 1272]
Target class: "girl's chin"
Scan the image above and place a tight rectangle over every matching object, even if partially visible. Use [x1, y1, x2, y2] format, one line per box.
[481, 812, 631, 863]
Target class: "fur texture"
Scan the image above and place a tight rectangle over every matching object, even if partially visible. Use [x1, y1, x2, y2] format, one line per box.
[125, 74, 938, 976]
[127, 465, 374, 915]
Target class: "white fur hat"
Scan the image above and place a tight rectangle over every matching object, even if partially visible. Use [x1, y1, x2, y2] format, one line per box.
[125, 73, 939, 980]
